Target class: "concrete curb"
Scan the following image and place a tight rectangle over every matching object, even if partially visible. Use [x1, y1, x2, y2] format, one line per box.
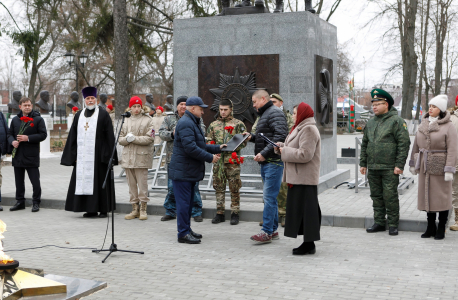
[3, 197, 428, 233]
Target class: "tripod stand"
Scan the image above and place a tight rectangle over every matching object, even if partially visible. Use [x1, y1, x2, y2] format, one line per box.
[93, 112, 144, 263]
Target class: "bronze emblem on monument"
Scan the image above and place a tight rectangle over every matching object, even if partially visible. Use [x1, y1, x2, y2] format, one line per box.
[209, 67, 259, 124]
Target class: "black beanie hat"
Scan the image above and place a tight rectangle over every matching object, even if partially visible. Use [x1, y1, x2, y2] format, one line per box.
[176, 96, 188, 106]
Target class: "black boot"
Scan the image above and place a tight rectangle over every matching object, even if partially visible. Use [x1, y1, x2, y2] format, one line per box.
[305, 0, 316, 13]
[235, 0, 251, 7]
[218, 0, 230, 15]
[366, 223, 386, 233]
[10, 201, 25, 211]
[230, 213, 239, 225]
[254, 0, 264, 7]
[293, 241, 316, 255]
[421, 212, 437, 238]
[212, 214, 225, 224]
[273, 0, 283, 13]
[435, 210, 449, 240]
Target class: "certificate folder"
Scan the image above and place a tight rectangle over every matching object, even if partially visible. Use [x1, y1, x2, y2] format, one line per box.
[221, 134, 250, 152]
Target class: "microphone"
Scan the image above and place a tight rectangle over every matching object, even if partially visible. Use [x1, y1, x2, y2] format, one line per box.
[121, 112, 131, 118]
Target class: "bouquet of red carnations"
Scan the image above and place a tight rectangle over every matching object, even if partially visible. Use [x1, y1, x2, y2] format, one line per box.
[12, 116, 34, 158]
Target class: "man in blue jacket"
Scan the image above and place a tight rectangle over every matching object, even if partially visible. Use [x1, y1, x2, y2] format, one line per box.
[168, 97, 225, 244]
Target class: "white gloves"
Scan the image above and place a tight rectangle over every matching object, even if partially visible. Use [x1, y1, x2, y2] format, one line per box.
[445, 172, 454, 182]
[126, 133, 136, 143]
[409, 166, 417, 175]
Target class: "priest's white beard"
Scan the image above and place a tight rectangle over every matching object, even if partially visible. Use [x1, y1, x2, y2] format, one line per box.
[87, 105, 96, 110]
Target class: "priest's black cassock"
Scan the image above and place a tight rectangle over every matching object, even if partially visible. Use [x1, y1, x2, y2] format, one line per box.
[61, 108, 118, 213]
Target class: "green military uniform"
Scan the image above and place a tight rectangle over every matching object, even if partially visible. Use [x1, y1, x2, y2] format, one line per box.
[360, 89, 410, 228]
[206, 115, 247, 215]
[252, 106, 293, 219]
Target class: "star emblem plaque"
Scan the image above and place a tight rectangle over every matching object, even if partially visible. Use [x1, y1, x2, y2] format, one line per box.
[209, 67, 259, 124]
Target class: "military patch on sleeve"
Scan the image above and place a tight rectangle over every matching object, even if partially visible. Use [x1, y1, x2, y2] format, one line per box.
[403, 123, 408, 130]
[241, 127, 245, 132]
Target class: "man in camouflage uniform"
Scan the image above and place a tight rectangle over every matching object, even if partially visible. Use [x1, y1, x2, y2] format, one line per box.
[252, 93, 293, 227]
[159, 96, 206, 222]
[207, 99, 247, 225]
[360, 88, 410, 236]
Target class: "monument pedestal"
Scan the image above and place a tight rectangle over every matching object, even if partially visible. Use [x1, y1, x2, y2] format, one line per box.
[219, 6, 269, 16]
[41, 115, 58, 158]
[174, 11, 347, 189]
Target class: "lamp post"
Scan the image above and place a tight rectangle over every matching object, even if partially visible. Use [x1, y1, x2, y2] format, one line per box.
[64, 51, 88, 96]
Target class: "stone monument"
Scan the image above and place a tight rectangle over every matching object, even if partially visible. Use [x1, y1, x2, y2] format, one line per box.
[173, 11, 349, 192]
[66, 91, 81, 110]
[98, 93, 108, 110]
[143, 93, 154, 111]
[36, 90, 51, 114]
[8, 91, 21, 115]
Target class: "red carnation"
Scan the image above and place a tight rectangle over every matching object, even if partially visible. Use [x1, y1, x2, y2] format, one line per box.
[30, 123, 34, 127]
[211, 141, 215, 144]
[229, 158, 234, 164]
[240, 157, 244, 164]
[231, 152, 237, 159]
[288, 184, 293, 188]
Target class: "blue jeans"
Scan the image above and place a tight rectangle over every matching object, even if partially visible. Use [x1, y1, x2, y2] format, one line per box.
[261, 162, 284, 235]
[172, 180, 196, 238]
[164, 167, 202, 217]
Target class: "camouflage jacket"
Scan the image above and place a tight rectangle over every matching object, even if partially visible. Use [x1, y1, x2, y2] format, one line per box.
[159, 111, 206, 164]
[251, 107, 294, 133]
[360, 107, 410, 170]
[206, 115, 247, 163]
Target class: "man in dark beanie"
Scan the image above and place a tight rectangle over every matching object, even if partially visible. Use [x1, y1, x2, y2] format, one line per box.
[158, 96, 205, 223]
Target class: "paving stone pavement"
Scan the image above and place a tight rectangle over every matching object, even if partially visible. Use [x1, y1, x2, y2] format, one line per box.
[2, 207, 458, 300]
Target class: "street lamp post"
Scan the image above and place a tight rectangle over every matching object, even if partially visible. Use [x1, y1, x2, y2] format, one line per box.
[64, 51, 89, 96]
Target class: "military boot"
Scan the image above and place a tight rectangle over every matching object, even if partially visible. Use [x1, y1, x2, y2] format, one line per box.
[449, 208, 458, 231]
[139, 202, 148, 220]
[273, 0, 283, 13]
[235, 0, 251, 7]
[254, 0, 264, 7]
[125, 203, 140, 220]
[212, 214, 225, 224]
[230, 213, 239, 225]
[435, 210, 448, 240]
[305, 0, 316, 13]
[217, 0, 230, 15]
[421, 212, 437, 238]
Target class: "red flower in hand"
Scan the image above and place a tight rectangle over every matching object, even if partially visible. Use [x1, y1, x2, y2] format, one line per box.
[288, 184, 293, 188]
[240, 157, 244, 164]
[30, 123, 35, 127]
[231, 152, 237, 159]
[229, 158, 234, 164]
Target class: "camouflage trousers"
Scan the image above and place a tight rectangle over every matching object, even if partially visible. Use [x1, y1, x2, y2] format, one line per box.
[277, 182, 288, 216]
[368, 169, 400, 227]
[213, 163, 242, 214]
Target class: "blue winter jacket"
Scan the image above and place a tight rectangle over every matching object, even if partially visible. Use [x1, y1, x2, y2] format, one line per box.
[0, 112, 8, 155]
[169, 110, 221, 182]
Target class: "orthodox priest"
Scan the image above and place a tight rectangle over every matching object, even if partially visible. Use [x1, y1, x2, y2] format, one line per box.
[61, 86, 118, 218]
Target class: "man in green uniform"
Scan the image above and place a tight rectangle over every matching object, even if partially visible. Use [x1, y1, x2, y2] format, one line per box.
[206, 99, 247, 225]
[252, 93, 293, 227]
[360, 89, 410, 236]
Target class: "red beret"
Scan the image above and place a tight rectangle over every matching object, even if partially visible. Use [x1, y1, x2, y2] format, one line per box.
[72, 107, 78, 112]
[455, 95, 458, 106]
[156, 106, 163, 112]
[129, 96, 143, 108]
[107, 104, 113, 110]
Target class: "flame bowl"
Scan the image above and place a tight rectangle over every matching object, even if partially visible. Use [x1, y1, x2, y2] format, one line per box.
[0, 260, 19, 270]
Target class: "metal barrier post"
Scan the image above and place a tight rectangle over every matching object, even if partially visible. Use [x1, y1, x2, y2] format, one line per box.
[355, 137, 359, 193]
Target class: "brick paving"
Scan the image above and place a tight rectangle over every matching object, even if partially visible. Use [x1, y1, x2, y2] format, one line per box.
[3, 208, 458, 300]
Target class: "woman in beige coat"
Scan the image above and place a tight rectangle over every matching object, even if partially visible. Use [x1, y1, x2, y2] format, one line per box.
[119, 97, 155, 221]
[409, 95, 458, 240]
[276, 102, 321, 255]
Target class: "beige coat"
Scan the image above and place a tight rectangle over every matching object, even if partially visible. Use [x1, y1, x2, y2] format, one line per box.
[152, 115, 165, 145]
[119, 111, 155, 169]
[449, 108, 458, 208]
[278, 117, 321, 185]
[409, 111, 458, 212]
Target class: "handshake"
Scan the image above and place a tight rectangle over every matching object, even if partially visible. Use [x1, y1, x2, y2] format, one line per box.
[126, 133, 136, 143]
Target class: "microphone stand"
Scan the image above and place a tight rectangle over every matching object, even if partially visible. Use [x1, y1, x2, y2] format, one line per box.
[93, 112, 144, 263]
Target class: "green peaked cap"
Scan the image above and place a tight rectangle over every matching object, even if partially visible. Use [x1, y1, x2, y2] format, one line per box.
[370, 88, 394, 106]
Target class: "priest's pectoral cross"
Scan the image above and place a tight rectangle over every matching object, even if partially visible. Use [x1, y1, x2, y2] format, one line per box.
[84, 122, 89, 131]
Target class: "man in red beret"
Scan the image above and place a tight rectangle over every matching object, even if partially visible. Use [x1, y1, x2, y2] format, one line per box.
[61, 86, 118, 218]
